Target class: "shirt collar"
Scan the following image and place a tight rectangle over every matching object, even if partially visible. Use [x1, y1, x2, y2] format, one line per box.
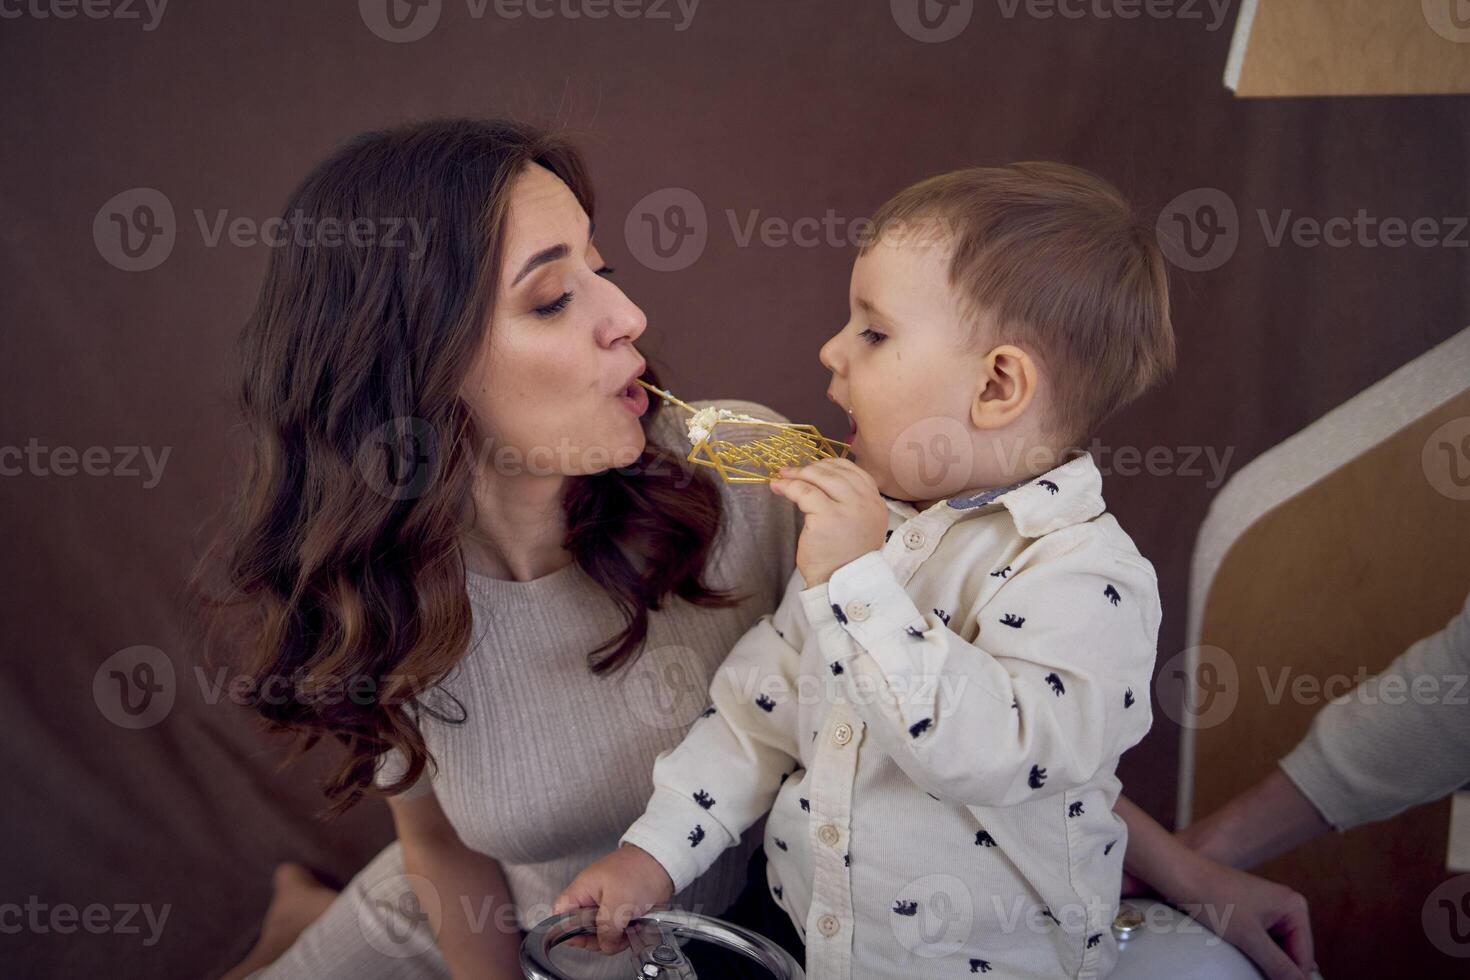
[880, 451, 1106, 538]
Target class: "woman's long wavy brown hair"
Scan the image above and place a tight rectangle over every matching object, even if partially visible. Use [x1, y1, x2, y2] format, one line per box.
[192, 118, 738, 814]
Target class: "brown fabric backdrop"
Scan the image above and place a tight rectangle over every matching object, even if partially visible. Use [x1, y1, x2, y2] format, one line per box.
[2, 2, 1467, 976]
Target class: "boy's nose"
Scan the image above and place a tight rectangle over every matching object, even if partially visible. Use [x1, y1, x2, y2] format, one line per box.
[818, 333, 844, 375]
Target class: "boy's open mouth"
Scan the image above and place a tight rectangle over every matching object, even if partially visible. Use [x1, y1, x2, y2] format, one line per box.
[828, 390, 857, 442]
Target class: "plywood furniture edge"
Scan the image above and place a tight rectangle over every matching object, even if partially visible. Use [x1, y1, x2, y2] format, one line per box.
[1175, 324, 1470, 826]
[1222, 0, 1259, 93]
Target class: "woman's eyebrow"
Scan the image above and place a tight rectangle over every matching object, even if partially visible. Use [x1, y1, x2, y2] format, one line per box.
[511, 243, 568, 287]
[510, 219, 596, 286]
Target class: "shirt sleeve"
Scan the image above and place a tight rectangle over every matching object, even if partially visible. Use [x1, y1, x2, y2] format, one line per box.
[798, 526, 1159, 808]
[1278, 589, 1470, 831]
[620, 572, 809, 893]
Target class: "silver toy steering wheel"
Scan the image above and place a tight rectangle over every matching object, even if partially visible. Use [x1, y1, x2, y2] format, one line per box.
[520, 904, 806, 980]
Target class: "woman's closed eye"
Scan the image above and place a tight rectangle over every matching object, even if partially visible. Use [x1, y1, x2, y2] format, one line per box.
[531, 266, 617, 318]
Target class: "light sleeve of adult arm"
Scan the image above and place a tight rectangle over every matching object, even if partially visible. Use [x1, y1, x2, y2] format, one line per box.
[1278, 590, 1470, 832]
[797, 529, 1159, 807]
[621, 575, 808, 893]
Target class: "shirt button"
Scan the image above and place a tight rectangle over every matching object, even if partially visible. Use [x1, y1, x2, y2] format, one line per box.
[832, 722, 853, 746]
[818, 914, 840, 937]
[818, 823, 840, 847]
[903, 528, 926, 550]
[845, 600, 870, 622]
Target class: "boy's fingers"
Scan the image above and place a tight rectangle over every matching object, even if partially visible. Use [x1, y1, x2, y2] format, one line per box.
[595, 902, 627, 952]
[552, 881, 598, 915]
[770, 477, 834, 514]
[776, 468, 850, 505]
[808, 457, 875, 489]
[794, 458, 876, 501]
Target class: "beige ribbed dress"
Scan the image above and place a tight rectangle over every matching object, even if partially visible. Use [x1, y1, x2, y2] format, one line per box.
[250, 399, 800, 979]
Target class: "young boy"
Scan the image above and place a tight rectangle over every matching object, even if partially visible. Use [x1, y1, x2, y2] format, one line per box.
[555, 162, 1174, 979]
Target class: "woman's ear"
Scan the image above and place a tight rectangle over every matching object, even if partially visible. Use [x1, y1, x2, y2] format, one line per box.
[970, 344, 1038, 431]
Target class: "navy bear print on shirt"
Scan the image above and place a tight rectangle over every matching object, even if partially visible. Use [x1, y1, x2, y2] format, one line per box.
[773, 837, 788, 851]
[975, 830, 997, 847]
[1104, 839, 1117, 855]
[699, 705, 716, 719]
[1001, 613, 1025, 628]
[799, 797, 810, 812]
[755, 694, 775, 712]
[908, 717, 932, 738]
[1104, 584, 1122, 605]
[1038, 479, 1059, 494]
[1124, 687, 1136, 709]
[990, 565, 1011, 579]
[933, 608, 951, 626]
[693, 789, 715, 809]
[830, 660, 845, 675]
[1029, 764, 1048, 789]
[969, 959, 993, 973]
[1068, 801, 1085, 818]
[893, 900, 918, 916]
[1045, 672, 1066, 696]
[905, 625, 924, 639]
[1087, 932, 1102, 949]
[831, 603, 848, 625]
[688, 825, 705, 847]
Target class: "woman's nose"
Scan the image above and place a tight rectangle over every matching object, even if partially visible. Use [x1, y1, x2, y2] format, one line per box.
[601, 283, 648, 347]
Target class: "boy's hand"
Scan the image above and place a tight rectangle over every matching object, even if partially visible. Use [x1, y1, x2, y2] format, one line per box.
[551, 844, 675, 954]
[770, 458, 889, 587]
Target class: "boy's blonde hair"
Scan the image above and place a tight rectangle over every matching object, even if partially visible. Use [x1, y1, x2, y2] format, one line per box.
[862, 162, 1176, 444]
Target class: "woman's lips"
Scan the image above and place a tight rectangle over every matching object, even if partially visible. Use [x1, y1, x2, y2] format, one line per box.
[617, 382, 649, 417]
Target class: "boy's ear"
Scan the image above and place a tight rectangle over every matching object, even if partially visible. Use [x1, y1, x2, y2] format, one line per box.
[970, 344, 1038, 430]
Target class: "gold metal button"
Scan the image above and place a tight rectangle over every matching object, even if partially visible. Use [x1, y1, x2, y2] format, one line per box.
[1112, 903, 1145, 942]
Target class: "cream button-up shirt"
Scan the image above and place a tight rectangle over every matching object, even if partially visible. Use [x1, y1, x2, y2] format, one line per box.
[622, 452, 1161, 979]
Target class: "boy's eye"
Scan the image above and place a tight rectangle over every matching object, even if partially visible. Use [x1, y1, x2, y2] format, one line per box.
[859, 327, 886, 345]
[596, 265, 616, 278]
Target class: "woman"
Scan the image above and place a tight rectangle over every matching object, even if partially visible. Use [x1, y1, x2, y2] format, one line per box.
[211, 116, 1311, 980]
[205, 118, 799, 979]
